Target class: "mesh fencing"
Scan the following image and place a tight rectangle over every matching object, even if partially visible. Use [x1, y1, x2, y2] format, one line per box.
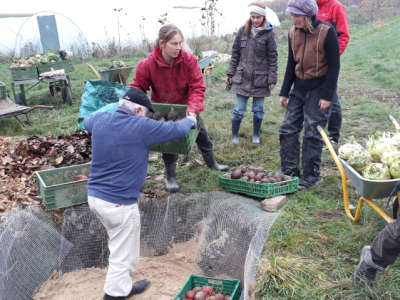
[0, 207, 73, 300]
[0, 191, 281, 300]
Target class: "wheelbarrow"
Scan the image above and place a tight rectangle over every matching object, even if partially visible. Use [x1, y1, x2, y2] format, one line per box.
[198, 51, 216, 70]
[0, 96, 54, 129]
[318, 121, 400, 223]
[86, 64, 135, 86]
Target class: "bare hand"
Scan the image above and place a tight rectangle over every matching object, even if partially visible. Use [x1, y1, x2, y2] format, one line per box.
[269, 84, 275, 90]
[226, 77, 232, 85]
[280, 96, 288, 109]
[319, 99, 330, 111]
[187, 111, 197, 118]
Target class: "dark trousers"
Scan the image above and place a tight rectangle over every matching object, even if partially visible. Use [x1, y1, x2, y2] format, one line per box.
[279, 86, 331, 186]
[327, 89, 341, 142]
[162, 116, 213, 165]
[371, 217, 400, 268]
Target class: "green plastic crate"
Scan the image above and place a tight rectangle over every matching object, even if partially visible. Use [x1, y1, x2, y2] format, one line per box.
[0, 81, 5, 99]
[36, 163, 91, 210]
[173, 275, 240, 300]
[10, 66, 38, 81]
[149, 103, 200, 154]
[219, 170, 299, 198]
[37, 60, 75, 74]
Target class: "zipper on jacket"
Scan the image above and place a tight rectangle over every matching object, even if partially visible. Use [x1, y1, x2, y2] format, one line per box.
[301, 31, 307, 80]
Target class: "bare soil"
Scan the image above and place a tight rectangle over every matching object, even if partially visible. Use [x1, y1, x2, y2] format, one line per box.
[34, 238, 201, 300]
[313, 210, 344, 220]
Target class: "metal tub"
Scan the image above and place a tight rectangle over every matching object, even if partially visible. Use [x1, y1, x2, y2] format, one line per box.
[98, 66, 135, 83]
[198, 51, 216, 70]
[339, 157, 400, 199]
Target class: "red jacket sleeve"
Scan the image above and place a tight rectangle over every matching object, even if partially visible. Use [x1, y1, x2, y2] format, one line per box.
[186, 55, 206, 114]
[130, 59, 152, 92]
[335, 5, 350, 56]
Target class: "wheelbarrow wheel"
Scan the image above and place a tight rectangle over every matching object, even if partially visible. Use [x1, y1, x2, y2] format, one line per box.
[16, 93, 27, 106]
[393, 197, 400, 219]
[64, 86, 73, 106]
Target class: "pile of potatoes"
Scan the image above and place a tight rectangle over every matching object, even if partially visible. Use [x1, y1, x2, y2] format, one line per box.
[225, 166, 292, 184]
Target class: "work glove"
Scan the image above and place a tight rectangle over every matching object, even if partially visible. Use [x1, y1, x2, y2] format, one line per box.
[186, 116, 197, 129]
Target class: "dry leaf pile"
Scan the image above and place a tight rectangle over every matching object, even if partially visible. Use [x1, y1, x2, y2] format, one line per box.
[0, 130, 92, 212]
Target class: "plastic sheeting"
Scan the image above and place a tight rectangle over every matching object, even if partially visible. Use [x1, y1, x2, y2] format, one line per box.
[77, 80, 129, 129]
[14, 12, 90, 57]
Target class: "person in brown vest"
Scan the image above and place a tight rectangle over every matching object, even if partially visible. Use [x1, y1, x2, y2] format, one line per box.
[278, 0, 340, 190]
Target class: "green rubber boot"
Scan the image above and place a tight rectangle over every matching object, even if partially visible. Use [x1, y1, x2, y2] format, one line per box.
[165, 163, 179, 193]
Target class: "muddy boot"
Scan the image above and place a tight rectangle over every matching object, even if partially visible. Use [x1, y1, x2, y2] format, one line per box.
[252, 123, 261, 144]
[353, 246, 384, 285]
[165, 163, 179, 193]
[232, 123, 240, 144]
[128, 279, 151, 296]
[202, 151, 229, 172]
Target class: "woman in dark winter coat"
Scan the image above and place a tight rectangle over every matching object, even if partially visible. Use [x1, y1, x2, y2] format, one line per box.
[279, 0, 340, 190]
[226, 2, 278, 145]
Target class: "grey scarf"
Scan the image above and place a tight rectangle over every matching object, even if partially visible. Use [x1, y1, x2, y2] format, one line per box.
[251, 25, 265, 37]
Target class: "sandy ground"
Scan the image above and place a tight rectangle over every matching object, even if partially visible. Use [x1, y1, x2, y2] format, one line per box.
[34, 238, 201, 300]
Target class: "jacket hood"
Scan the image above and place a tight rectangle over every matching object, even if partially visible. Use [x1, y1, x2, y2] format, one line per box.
[259, 22, 274, 31]
[317, 0, 333, 7]
[266, 22, 274, 31]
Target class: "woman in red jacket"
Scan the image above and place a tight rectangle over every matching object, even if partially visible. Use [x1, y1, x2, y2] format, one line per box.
[131, 24, 229, 193]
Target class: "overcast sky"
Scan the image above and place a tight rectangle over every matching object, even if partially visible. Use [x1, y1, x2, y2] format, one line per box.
[1, 0, 253, 43]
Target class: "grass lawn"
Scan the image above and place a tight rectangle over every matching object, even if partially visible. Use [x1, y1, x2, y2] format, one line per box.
[1, 14, 400, 300]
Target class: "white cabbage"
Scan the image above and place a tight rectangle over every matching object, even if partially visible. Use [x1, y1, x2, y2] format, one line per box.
[338, 136, 363, 160]
[362, 163, 391, 180]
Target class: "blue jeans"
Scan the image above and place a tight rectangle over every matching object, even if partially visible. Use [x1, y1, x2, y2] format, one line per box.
[327, 89, 341, 142]
[279, 85, 331, 187]
[232, 94, 265, 125]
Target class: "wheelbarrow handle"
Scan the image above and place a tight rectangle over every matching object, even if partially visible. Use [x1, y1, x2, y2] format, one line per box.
[86, 63, 102, 81]
[24, 105, 54, 113]
[388, 115, 400, 133]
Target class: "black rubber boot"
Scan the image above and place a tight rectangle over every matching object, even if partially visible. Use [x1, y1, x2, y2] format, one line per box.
[252, 123, 261, 144]
[165, 163, 179, 192]
[232, 124, 240, 144]
[103, 294, 124, 300]
[202, 151, 229, 172]
[128, 279, 151, 296]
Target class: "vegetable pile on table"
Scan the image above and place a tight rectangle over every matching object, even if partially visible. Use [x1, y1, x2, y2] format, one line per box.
[183, 285, 231, 300]
[11, 50, 73, 68]
[338, 132, 400, 180]
[226, 166, 292, 184]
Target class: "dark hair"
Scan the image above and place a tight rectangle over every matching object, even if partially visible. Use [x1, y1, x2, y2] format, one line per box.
[244, 2, 267, 35]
